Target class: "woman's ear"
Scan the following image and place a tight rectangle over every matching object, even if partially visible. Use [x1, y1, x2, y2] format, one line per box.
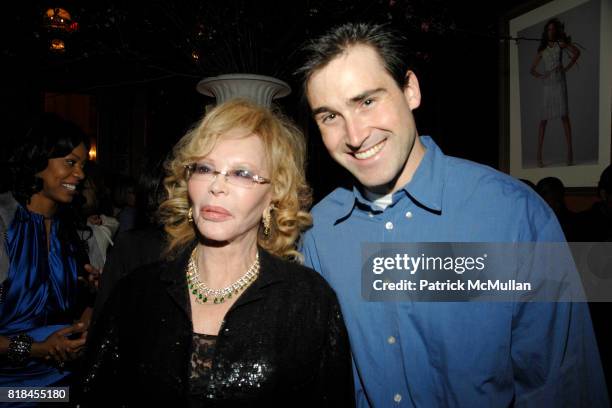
[262, 203, 274, 218]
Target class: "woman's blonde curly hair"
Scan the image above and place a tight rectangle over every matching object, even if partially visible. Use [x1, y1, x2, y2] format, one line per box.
[158, 99, 312, 261]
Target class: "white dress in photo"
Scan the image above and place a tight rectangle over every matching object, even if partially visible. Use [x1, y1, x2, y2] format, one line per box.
[540, 42, 569, 120]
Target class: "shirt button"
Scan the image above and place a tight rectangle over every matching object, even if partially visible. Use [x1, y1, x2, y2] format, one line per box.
[405, 211, 413, 219]
[387, 336, 396, 344]
[394, 393, 402, 403]
[385, 221, 394, 230]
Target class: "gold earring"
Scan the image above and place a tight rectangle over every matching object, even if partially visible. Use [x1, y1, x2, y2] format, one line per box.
[262, 210, 271, 238]
[188, 207, 193, 223]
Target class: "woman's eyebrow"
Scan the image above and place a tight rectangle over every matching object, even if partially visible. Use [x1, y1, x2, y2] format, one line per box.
[198, 158, 259, 169]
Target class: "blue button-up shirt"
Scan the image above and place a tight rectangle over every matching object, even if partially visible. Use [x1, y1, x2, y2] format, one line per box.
[301, 136, 607, 407]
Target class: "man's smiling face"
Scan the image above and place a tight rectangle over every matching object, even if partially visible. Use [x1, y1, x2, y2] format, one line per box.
[307, 44, 421, 193]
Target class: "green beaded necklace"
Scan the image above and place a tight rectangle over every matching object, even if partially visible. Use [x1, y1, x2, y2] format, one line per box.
[186, 247, 260, 304]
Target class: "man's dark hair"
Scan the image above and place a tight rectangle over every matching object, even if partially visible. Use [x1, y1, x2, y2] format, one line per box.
[536, 176, 565, 204]
[296, 22, 411, 95]
[598, 165, 612, 193]
[136, 156, 167, 228]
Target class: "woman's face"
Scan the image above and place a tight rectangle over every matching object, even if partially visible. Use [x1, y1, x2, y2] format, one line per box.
[547, 23, 557, 41]
[36, 142, 87, 204]
[187, 129, 272, 245]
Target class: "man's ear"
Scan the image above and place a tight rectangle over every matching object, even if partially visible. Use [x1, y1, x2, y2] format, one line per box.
[402, 70, 421, 111]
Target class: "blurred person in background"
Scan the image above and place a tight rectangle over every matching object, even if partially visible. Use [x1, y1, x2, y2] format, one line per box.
[536, 176, 579, 241]
[577, 165, 612, 242]
[77, 172, 120, 273]
[111, 175, 138, 233]
[90, 156, 168, 325]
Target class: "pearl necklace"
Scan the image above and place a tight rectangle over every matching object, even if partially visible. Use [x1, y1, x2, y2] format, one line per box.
[186, 247, 260, 304]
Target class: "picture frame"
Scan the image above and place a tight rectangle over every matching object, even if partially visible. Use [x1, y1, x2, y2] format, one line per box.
[500, 0, 611, 188]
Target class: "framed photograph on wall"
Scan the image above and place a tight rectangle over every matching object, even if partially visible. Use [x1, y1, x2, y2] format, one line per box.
[504, 0, 611, 187]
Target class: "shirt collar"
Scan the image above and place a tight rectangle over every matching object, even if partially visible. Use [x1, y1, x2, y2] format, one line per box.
[402, 136, 445, 213]
[334, 136, 445, 223]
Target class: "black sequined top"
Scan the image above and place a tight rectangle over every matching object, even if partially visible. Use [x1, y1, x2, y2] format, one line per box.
[79, 246, 355, 407]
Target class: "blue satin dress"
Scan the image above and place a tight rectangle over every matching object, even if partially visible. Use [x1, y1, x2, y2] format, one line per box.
[0, 204, 78, 389]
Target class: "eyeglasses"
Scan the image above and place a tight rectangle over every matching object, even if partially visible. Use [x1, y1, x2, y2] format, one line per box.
[184, 163, 271, 188]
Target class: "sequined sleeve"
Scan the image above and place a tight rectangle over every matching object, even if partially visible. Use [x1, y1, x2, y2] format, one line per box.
[79, 281, 122, 405]
[315, 294, 356, 406]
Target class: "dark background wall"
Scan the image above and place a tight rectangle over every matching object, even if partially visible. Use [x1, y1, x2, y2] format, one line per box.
[0, 0, 599, 208]
[1, 0, 609, 394]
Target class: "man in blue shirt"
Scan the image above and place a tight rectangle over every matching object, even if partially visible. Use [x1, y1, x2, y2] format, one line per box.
[298, 23, 608, 407]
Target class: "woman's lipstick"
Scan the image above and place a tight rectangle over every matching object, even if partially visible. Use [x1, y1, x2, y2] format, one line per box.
[200, 205, 232, 221]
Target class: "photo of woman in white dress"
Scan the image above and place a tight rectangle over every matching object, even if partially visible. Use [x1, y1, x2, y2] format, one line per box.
[530, 18, 581, 167]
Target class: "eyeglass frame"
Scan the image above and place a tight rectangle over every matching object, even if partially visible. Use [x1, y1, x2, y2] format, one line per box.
[184, 163, 272, 186]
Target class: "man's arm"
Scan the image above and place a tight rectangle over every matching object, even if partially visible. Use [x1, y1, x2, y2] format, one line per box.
[300, 229, 369, 407]
[300, 230, 322, 273]
[511, 213, 608, 407]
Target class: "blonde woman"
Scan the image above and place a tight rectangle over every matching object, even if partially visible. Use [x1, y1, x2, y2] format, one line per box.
[81, 99, 354, 407]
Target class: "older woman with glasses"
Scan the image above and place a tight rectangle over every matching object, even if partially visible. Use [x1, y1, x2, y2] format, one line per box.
[81, 99, 354, 407]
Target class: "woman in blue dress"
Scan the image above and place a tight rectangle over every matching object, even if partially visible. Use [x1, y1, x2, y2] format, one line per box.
[0, 113, 95, 401]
